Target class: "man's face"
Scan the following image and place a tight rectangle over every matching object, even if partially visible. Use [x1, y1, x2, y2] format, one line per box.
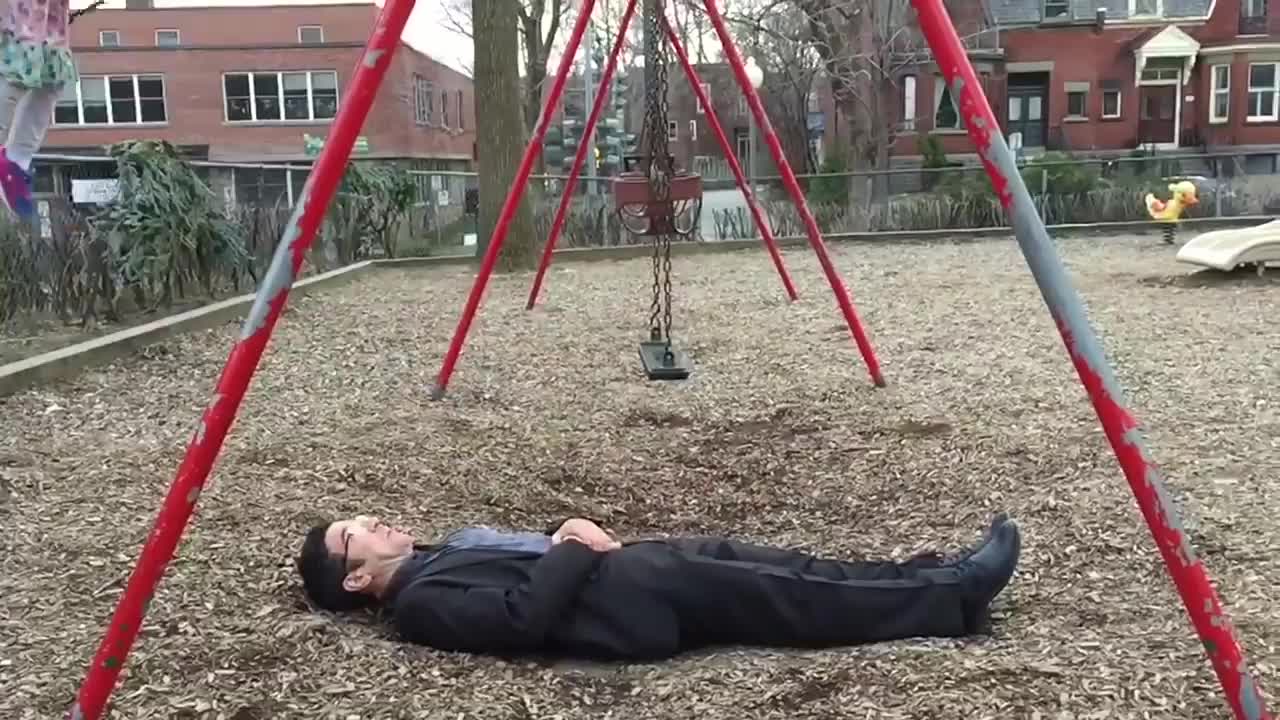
[324, 515, 416, 592]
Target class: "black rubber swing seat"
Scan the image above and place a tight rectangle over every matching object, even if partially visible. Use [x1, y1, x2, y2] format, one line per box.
[639, 340, 692, 381]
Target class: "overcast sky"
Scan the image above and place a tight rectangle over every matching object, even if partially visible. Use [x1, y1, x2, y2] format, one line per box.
[71, 0, 474, 74]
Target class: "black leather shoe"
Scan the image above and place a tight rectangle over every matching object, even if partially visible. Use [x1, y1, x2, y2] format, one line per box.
[908, 512, 1009, 568]
[953, 519, 1021, 633]
[941, 512, 1009, 566]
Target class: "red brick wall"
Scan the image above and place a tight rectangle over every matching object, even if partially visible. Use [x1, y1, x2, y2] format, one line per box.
[1008, 24, 1177, 151]
[46, 4, 474, 163]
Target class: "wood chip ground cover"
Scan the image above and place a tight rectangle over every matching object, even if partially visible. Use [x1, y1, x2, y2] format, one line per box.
[0, 235, 1276, 719]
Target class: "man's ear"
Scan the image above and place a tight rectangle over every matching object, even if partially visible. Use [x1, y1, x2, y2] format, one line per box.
[342, 570, 372, 593]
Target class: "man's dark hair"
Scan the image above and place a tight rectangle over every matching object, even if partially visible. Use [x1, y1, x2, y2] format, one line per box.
[296, 523, 377, 613]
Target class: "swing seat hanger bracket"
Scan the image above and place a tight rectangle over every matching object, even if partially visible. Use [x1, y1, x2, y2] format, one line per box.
[639, 339, 691, 381]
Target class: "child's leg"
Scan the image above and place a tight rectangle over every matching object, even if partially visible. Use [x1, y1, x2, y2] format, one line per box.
[6, 85, 58, 171]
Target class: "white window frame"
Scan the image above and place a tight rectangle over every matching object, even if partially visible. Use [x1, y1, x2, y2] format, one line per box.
[1247, 62, 1278, 121]
[298, 25, 324, 43]
[99, 30, 120, 47]
[697, 82, 709, 113]
[689, 119, 697, 141]
[1100, 88, 1122, 118]
[933, 75, 963, 130]
[1044, 0, 1070, 19]
[456, 89, 464, 130]
[414, 74, 433, 124]
[222, 70, 340, 123]
[1129, 0, 1162, 17]
[901, 74, 917, 130]
[1065, 90, 1088, 118]
[440, 89, 449, 126]
[155, 29, 180, 47]
[667, 119, 678, 141]
[53, 74, 168, 126]
[1210, 64, 1230, 124]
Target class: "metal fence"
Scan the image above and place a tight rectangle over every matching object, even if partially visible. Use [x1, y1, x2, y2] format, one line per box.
[407, 150, 1280, 248]
[705, 150, 1280, 239]
[21, 148, 1280, 259]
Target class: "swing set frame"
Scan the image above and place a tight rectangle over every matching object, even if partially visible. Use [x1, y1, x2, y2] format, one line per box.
[61, 1, 1270, 719]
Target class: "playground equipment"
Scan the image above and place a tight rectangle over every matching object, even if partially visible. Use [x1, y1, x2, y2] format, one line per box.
[1176, 218, 1280, 273]
[452, 0, 885, 391]
[62, 2, 1269, 720]
[1144, 179, 1199, 244]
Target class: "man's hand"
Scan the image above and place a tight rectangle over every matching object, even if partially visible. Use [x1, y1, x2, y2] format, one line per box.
[553, 518, 621, 551]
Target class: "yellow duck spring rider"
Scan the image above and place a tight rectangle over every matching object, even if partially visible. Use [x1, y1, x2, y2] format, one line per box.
[1144, 180, 1199, 244]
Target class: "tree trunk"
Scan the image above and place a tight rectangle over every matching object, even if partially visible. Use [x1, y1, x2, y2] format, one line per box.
[474, 0, 539, 271]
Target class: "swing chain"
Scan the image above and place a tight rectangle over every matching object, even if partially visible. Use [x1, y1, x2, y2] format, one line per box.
[642, 0, 675, 348]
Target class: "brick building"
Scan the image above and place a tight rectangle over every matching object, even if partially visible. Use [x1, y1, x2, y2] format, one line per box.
[895, 0, 1280, 159]
[48, 1, 474, 168]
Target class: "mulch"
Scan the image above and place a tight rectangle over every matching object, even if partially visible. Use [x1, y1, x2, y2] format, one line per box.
[0, 235, 1276, 719]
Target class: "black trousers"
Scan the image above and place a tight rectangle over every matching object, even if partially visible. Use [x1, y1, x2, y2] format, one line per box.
[649, 537, 971, 648]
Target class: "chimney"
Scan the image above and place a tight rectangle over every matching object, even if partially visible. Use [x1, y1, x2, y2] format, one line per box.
[125, 0, 153, 9]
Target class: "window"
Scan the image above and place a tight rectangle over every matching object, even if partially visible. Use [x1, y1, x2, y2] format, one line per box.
[1102, 88, 1121, 118]
[689, 119, 697, 141]
[99, 30, 120, 47]
[441, 90, 449, 126]
[456, 89, 464, 130]
[1240, 0, 1267, 33]
[806, 90, 819, 113]
[934, 76, 962, 129]
[1044, 0, 1070, 19]
[155, 29, 179, 47]
[53, 74, 166, 126]
[901, 75, 917, 130]
[1211, 65, 1230, 123]
[667, 120, 678, 141]
[298, 25, 324, 43]
[223, 70, 338, 122]
[414, 75, 433, 124]
[1247, 62, 1277, 120]
[1130, 0, 1161, 17]
[1066, 91, 1086, 117]
[736, 97, 747, 116]
[697, 82, 709, 113]
[1140, 67, 1180, 82]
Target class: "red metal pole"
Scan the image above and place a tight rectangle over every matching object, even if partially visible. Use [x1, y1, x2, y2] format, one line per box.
[432, 0, 599, 398]
[910, 3, 1270, 720]
[661, 17, 798, 303]
[698, 0, 885, 387]
[64, 1, 415, 718]
[525, 0, 638, 310]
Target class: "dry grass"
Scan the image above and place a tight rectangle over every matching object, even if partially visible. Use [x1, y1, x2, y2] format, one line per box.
[1, 233, 1277, 719]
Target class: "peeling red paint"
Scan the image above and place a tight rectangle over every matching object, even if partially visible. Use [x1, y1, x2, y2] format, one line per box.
[912, 2, 1270, 718]
[64, 0, 419, 717]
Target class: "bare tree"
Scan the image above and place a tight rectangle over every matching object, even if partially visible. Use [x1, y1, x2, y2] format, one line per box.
[442, 0, 571, 154]
[473, 0, 539, 270]
[726, 3, 825, 173]
[795, 0, 930, 204]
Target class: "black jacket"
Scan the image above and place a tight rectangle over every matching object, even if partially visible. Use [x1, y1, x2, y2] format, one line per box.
[381, 534, 692, 660]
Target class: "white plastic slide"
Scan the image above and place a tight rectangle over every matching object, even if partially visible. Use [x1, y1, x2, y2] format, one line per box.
[1175, 219, 1280, 272]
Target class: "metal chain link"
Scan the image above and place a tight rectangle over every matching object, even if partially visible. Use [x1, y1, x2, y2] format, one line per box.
[641, 0, 675, 350]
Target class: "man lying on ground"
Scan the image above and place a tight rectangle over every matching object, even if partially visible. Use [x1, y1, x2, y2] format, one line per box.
[296, 513, 1021, 660]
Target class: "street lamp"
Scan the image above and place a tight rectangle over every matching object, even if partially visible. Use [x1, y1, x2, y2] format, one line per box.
[743, 56, 764, 194]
